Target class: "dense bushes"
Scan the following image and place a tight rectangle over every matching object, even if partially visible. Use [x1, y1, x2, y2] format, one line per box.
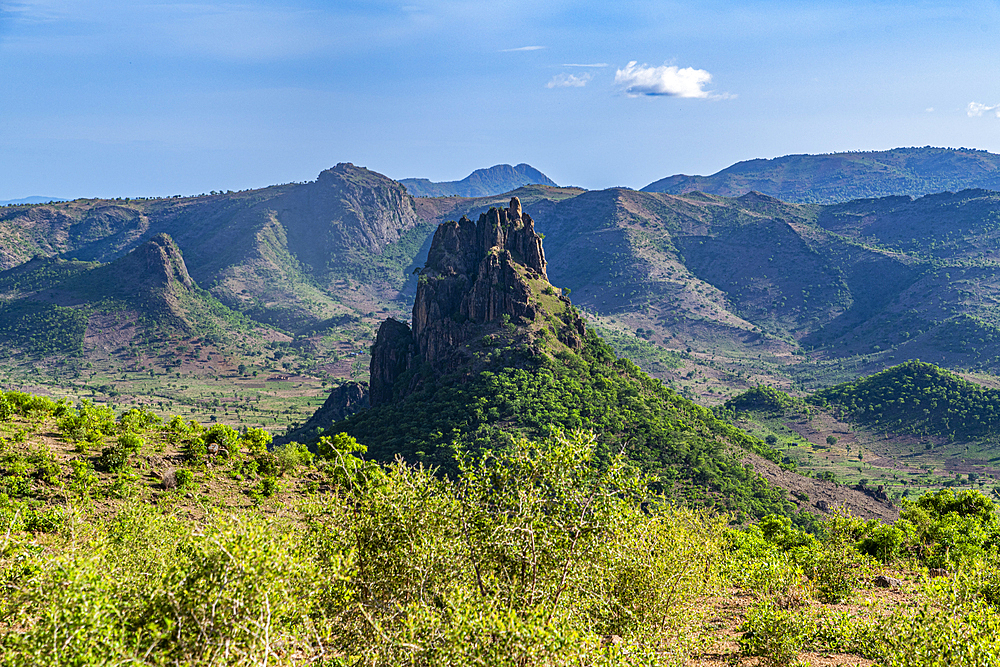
[1, 430, 728, 665]
[4, 398, 1000, 664]
[336, 329, 796, 523]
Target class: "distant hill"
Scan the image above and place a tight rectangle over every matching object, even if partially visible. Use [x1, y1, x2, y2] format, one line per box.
[1, 196, 66, 206]
[642, 147, 1000, 204]
[399, 163, 558, 197]
[0, 234, 253, 357]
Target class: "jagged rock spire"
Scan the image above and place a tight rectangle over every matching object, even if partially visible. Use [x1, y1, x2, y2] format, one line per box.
[369, 198, 549, 407]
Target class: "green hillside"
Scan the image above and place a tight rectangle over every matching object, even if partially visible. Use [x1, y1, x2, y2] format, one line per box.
[13, 160, 1000, 406]
[313, 200, 874, 527]
[813, 360, 1000, 440]
[335, 326, 795, 522]
[3, 388, 1000, 665]
[0, 164, 427, 333]
[0, 235, 255, 357]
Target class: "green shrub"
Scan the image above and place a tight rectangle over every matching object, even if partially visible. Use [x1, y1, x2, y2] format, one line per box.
[23, 505, 64, 533]
[739, 600, 814, 665]
[97, 444, 129, 473]
[901, 488, 1000, 567]
[273, 441, 313, 473]
[58, 400, 116, 448]
[117, 432, 143, 456]
[240, 427, 272, 455]
[69, 458, 99, 499]
[117, 407, 160, 433]
[255, 475, 279, 498]
[881, 582, 1000, 666]
[174, 469, 195, 490]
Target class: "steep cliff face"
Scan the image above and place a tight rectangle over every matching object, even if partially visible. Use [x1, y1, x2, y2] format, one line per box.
[369, 318, 417, 406]
[369, 197, 552, 407]
[275, 381, 371, 444]
[277, 162, 421, 272]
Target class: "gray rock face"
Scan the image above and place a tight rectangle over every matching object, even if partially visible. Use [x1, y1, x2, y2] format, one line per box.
[369, 200, 549, 406]
[369, 319, 416, 407]
[873, 574, 902, 589]
[274, 380, 371, 443]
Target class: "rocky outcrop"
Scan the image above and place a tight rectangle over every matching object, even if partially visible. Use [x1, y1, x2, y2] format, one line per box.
[134, 233, 195, 290]
[369, 319, 416, 407]
[73, 233, 197, 330]
[274, 381, 371, 444]
[369, 197, 549, 407]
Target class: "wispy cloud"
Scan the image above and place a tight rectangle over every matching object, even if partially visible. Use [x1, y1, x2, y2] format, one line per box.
[562, 63, 608, 68]
[501, 45, 544, 52]
[968, 102, 1000, 117]
[615, 61, 717, 99]
[546, 72, 592, 88]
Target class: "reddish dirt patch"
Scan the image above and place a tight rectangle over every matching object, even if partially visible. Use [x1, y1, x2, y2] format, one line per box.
[742, 451, 899, 523]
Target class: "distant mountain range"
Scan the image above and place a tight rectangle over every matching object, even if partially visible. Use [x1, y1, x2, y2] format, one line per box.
[8, 149, 1000, 398]
[399, 163, 557, 197]
[1, 196, 66, 206]
[643, 147, 1000, 204]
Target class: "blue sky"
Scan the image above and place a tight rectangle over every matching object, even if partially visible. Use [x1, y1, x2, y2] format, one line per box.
[2, 0, 1000, 199]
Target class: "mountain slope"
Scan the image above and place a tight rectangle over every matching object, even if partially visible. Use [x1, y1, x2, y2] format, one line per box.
[300, 198, 894, 523]
[0, 234, 254, 357]
[642, 147, 1000, 204]
[399, 163, 558, 197]
[0, 163, 429, 331]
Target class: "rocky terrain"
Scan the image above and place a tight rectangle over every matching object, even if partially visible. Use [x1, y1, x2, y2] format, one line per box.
[293, 197, 896, 522]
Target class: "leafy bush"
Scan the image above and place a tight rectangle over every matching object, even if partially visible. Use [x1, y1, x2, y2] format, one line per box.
[739, 600, 814, 665]
[174, 468, 195, 490]
[273, 441, 313, 473]
[899, 488, 1000, 567]
[118, 407, 160, 433]
[58, 400, 116, 449]
[239, 427, 272, 455]
[97, 445, 129, 473]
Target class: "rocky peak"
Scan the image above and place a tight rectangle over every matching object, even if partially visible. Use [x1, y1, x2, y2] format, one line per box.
[369, 198, 550, 407]
[276, 163, 420, 272]
[135, 233, 195, 290]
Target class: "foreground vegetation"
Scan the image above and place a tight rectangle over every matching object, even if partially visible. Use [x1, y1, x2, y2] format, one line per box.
[2, 390, 1000, 665]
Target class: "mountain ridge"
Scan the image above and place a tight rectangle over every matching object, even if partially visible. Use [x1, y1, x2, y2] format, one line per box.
[642, 147, 1000, 204]
[399, 163, 558, 197]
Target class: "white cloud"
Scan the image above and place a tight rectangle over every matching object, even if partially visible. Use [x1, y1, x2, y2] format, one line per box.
[547, 72, 592, 88]
[968, 102, 1000, 117]
[562, 63, 608, 67]
[615, 61, 715, 98]
[501, 45, 544, 52]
